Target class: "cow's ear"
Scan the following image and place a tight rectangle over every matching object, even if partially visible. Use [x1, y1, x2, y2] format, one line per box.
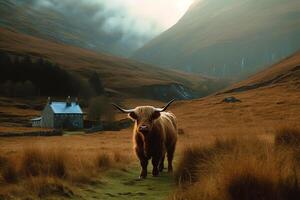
[152, 111, 161, 120]
[128, 112, 138, 121]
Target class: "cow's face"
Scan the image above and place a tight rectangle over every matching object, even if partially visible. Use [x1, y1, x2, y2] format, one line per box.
[112, 100, 175, 136]
[129, 106, 161, 136]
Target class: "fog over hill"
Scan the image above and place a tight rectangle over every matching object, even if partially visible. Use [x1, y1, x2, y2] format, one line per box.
[0, 0, 191, 57]
[133, 0, 300, 79]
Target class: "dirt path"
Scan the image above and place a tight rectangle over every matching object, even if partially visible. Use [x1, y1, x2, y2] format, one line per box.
[77, 165, 175, 200]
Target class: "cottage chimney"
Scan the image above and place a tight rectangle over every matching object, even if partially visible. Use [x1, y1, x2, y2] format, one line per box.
[47, 97, 52, 105]
[66, 96, 71, 107]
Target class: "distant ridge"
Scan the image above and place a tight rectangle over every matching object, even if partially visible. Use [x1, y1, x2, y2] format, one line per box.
[133, 0, 300, 79]
[0, 28, 224, 100]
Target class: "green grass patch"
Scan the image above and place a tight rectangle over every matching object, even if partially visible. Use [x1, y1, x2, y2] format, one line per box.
[76, 165, 175, 200]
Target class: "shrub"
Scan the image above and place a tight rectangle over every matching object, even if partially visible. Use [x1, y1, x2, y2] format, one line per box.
[275, 127, 300, 147]
[88, 71, 104, 95]
[87, 96, 116, 122]
[96, 153, 112, 170]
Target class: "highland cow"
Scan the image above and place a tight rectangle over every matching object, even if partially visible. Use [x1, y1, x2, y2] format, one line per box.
[113, 100, 177, 179]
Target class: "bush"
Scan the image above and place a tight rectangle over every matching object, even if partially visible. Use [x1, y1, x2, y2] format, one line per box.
[88, 71, 104, 95]
[275, 127, 300, 147]
[87, 96, 116, 122]
[96, 153, 112, 170]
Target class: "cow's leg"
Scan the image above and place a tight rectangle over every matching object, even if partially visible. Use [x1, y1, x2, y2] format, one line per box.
[140, 159, 148, 179]
[135, 147, 148, 179]
[167, 144, 176, 173]
[152, 154, 161, 177]
[159, 154, 165, 172]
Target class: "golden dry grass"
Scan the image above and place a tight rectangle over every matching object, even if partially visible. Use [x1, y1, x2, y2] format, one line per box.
[0, 144, 132, 199]
[0, 27, 208, 90]
[275, 127, 300, 148]
[171, 131, 300, 200]
[0, 50, 299, 199]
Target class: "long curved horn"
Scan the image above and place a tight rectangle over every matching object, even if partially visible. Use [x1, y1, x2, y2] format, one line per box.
[111, 103, 134, 113]
[155, 99, 176, 112]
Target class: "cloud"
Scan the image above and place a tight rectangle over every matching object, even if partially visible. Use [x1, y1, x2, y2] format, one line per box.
[21, 0, 193, 55]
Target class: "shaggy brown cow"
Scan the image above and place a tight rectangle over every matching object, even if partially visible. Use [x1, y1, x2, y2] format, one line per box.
[113, 100, 177, 179]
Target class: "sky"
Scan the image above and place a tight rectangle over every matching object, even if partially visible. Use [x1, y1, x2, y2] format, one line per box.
[32, 0, 194, 54]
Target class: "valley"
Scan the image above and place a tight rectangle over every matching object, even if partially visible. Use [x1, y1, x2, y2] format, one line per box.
[0, 1, 300, 199]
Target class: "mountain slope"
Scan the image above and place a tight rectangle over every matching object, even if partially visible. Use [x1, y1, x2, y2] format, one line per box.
[133, 0, 300, 79]
[171, 50, 300, 136]
[0, 27, 223, 100]
[0, 0, 147, 56]
[222, 51, 300, 93]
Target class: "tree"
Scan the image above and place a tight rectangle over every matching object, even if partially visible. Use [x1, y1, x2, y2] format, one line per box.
[13, 81, 24, 97]
[78, 79, 96, 100]
[23, 80, 36, 96]
[88, 72, 104, 95]
[87, 96, 115, 122]
[0, 80, 13, 96]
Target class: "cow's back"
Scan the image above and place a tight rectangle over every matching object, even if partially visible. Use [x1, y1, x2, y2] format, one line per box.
[159, 111, 177, 146]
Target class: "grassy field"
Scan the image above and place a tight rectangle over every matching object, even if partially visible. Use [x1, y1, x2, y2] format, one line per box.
[0, 28, 300, 199]
[172, 127, 300, 200]
[77, 167, 175, 200]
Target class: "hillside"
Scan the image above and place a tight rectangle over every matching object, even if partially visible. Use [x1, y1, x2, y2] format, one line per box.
[133, 0, 300, 79]
[223, 51, 300, 93]
[0, 27, 225, 101]
[0, 0, 143, 56]
[0, 53, 299, 200]
[171, 49, 300, 136]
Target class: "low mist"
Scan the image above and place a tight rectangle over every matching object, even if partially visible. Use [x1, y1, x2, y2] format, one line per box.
[15, 0, 193, 56]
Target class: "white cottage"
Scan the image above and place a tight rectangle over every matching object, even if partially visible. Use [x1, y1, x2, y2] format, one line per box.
[31, 97, 83, 129]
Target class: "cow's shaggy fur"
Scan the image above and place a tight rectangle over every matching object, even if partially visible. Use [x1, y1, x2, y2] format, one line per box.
[129, 106, 178, 178]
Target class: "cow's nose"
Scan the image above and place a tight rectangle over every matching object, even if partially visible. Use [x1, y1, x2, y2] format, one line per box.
[139, 125, 149, 133]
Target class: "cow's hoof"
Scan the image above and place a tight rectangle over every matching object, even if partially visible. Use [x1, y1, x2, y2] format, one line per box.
[152, 169, 159, 177]
[139, 171, 147, 179]
[139, 175, 147, 179]
[159, 166, 164, 172]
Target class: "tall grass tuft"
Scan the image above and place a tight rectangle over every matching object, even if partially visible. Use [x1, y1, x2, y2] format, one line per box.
[275, 127, 300, 148]
[28, 176, 73, 198]
[1, 146, 132, 199]
[96, 153, 113, 170]
[21, 148, 67, 178]
[0, 158, 18, 183]
[172, 134, 300, 200]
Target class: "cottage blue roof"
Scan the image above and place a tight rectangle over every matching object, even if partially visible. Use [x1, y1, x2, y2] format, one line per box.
[50, 102, 83, 114]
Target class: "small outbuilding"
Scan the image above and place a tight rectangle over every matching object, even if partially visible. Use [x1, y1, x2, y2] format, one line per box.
[31, 97, 83, 129]
[31, 117, 42, 127]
